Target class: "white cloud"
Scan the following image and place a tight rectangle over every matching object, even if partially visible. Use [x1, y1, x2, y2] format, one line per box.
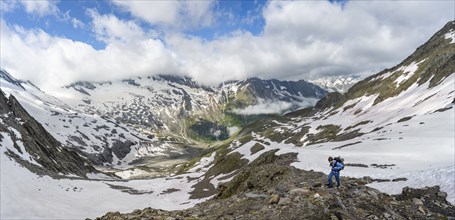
[159, 1, 454, 85]
[0, 19, 180, 93]
[62, 10, 85, 29]
[19, 0, 58, 17]
[233, 100, 294, 115]
[1, 1, 454, 93]
[87, 9, 147, 44]
[0, 0, 18, 13]
[112, 0, 215, 30]
[71, 17, 84, 29]
[258, 0, 453, 79]
[233, 98, 319, 115]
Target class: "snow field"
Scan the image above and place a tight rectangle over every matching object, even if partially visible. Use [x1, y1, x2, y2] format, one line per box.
[1, 132, 211, 219]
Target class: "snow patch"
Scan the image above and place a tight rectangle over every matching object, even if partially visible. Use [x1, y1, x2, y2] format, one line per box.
[444, 29, 455, 43]
[0, 131, 41, 167]
[1, 144, 211, 219]
[368, 166, 455, 204]
[394, 60, 425, 86]
[189, 152, 217, 172]
[115, 168, 149, 179]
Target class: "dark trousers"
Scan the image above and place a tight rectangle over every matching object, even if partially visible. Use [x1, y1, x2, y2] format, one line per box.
[328, 171, 340, 187]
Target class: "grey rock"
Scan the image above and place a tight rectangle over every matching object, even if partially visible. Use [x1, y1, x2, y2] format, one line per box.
[413, 198, 424, 206]
[437, 191, 448, 198]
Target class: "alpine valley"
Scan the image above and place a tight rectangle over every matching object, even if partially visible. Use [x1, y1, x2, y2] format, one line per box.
[1, 21, 454, 219]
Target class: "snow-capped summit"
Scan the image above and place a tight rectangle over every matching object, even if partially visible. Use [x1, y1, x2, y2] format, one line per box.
[0, 69, 25, 89]
[309, 75, 362, 93]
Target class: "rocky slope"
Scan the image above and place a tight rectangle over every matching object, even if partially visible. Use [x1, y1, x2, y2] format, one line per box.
[0, 89, 96, 177]
[97, 151, 455, 219]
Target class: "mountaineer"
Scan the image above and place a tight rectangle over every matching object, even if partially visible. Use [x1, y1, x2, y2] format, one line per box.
[327, 156, 344, 188]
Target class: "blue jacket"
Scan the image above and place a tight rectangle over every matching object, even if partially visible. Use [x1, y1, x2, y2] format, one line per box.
[331, 160, 344, 172]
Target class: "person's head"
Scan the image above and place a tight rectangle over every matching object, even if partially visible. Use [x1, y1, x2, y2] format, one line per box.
[328, 157, 334, 163]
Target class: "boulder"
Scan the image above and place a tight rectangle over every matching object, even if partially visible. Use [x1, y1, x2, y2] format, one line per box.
[268, 194, 280, 205]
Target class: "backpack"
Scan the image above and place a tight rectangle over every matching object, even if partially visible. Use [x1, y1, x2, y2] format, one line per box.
[334, 156, 345, 170]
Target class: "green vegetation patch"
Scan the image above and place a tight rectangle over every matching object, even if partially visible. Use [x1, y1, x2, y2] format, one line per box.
[205, 152, 248, 178]
[343, 102, 358, 111]
[250, 143, 265, 155]
[189, 119, 229, 142]
[225, 87, 257, 110]
[188, 143, 249, 199]
[261, 128, 290, 143]
[216, 150, 292, 199]
[307, 124, 341, 145]
[284, 126, 310, 147]
[220, 112, 244, 128]
[344, 120, 371, 131]
[237, 134, 253, 146]
[333, 129, 365, 142]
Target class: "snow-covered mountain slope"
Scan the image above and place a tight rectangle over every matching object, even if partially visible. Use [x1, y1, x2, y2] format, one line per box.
[309, 75, 361, 93]
[0, 131, 214, 219]
[176, 21, 455, 204]
[0, 91, 221, 217]
[0, 70, 188, 169]
[0, 89, 98, 177]
[55, 75, 327, 142]
[58, 75, 224, 140]
[230, 74, 454, 202]
[222, 77, 327, 114]
[0, 69, 328, 169]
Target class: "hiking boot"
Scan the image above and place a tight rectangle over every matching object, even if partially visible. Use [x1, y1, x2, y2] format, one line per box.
[327, 185, 333, 188]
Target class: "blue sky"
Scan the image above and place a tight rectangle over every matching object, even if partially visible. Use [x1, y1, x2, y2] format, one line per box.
[2, 0, 269, 49]
[0, 0, 453, 92]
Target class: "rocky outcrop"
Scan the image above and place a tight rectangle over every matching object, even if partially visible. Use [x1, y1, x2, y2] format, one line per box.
[315, 92, 343, 109]
[0, 89, 9, 114]
[95, 150, 455, 219]
[0, 69, 25, 90]
[0, 89, 97, 177]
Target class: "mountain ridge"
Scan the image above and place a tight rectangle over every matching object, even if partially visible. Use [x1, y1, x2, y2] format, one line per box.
[309, 75, 361, 93]
[0, 88, 98, 177]
[0, 69, 329, 173]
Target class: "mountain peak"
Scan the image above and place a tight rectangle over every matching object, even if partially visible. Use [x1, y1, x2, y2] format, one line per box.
[0, 69, 24, 90]
[309, 75, 361, 93]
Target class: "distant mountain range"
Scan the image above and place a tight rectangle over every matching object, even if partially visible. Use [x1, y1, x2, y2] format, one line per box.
[309, 75, 362, 93]
[0, 69, 328, 169]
